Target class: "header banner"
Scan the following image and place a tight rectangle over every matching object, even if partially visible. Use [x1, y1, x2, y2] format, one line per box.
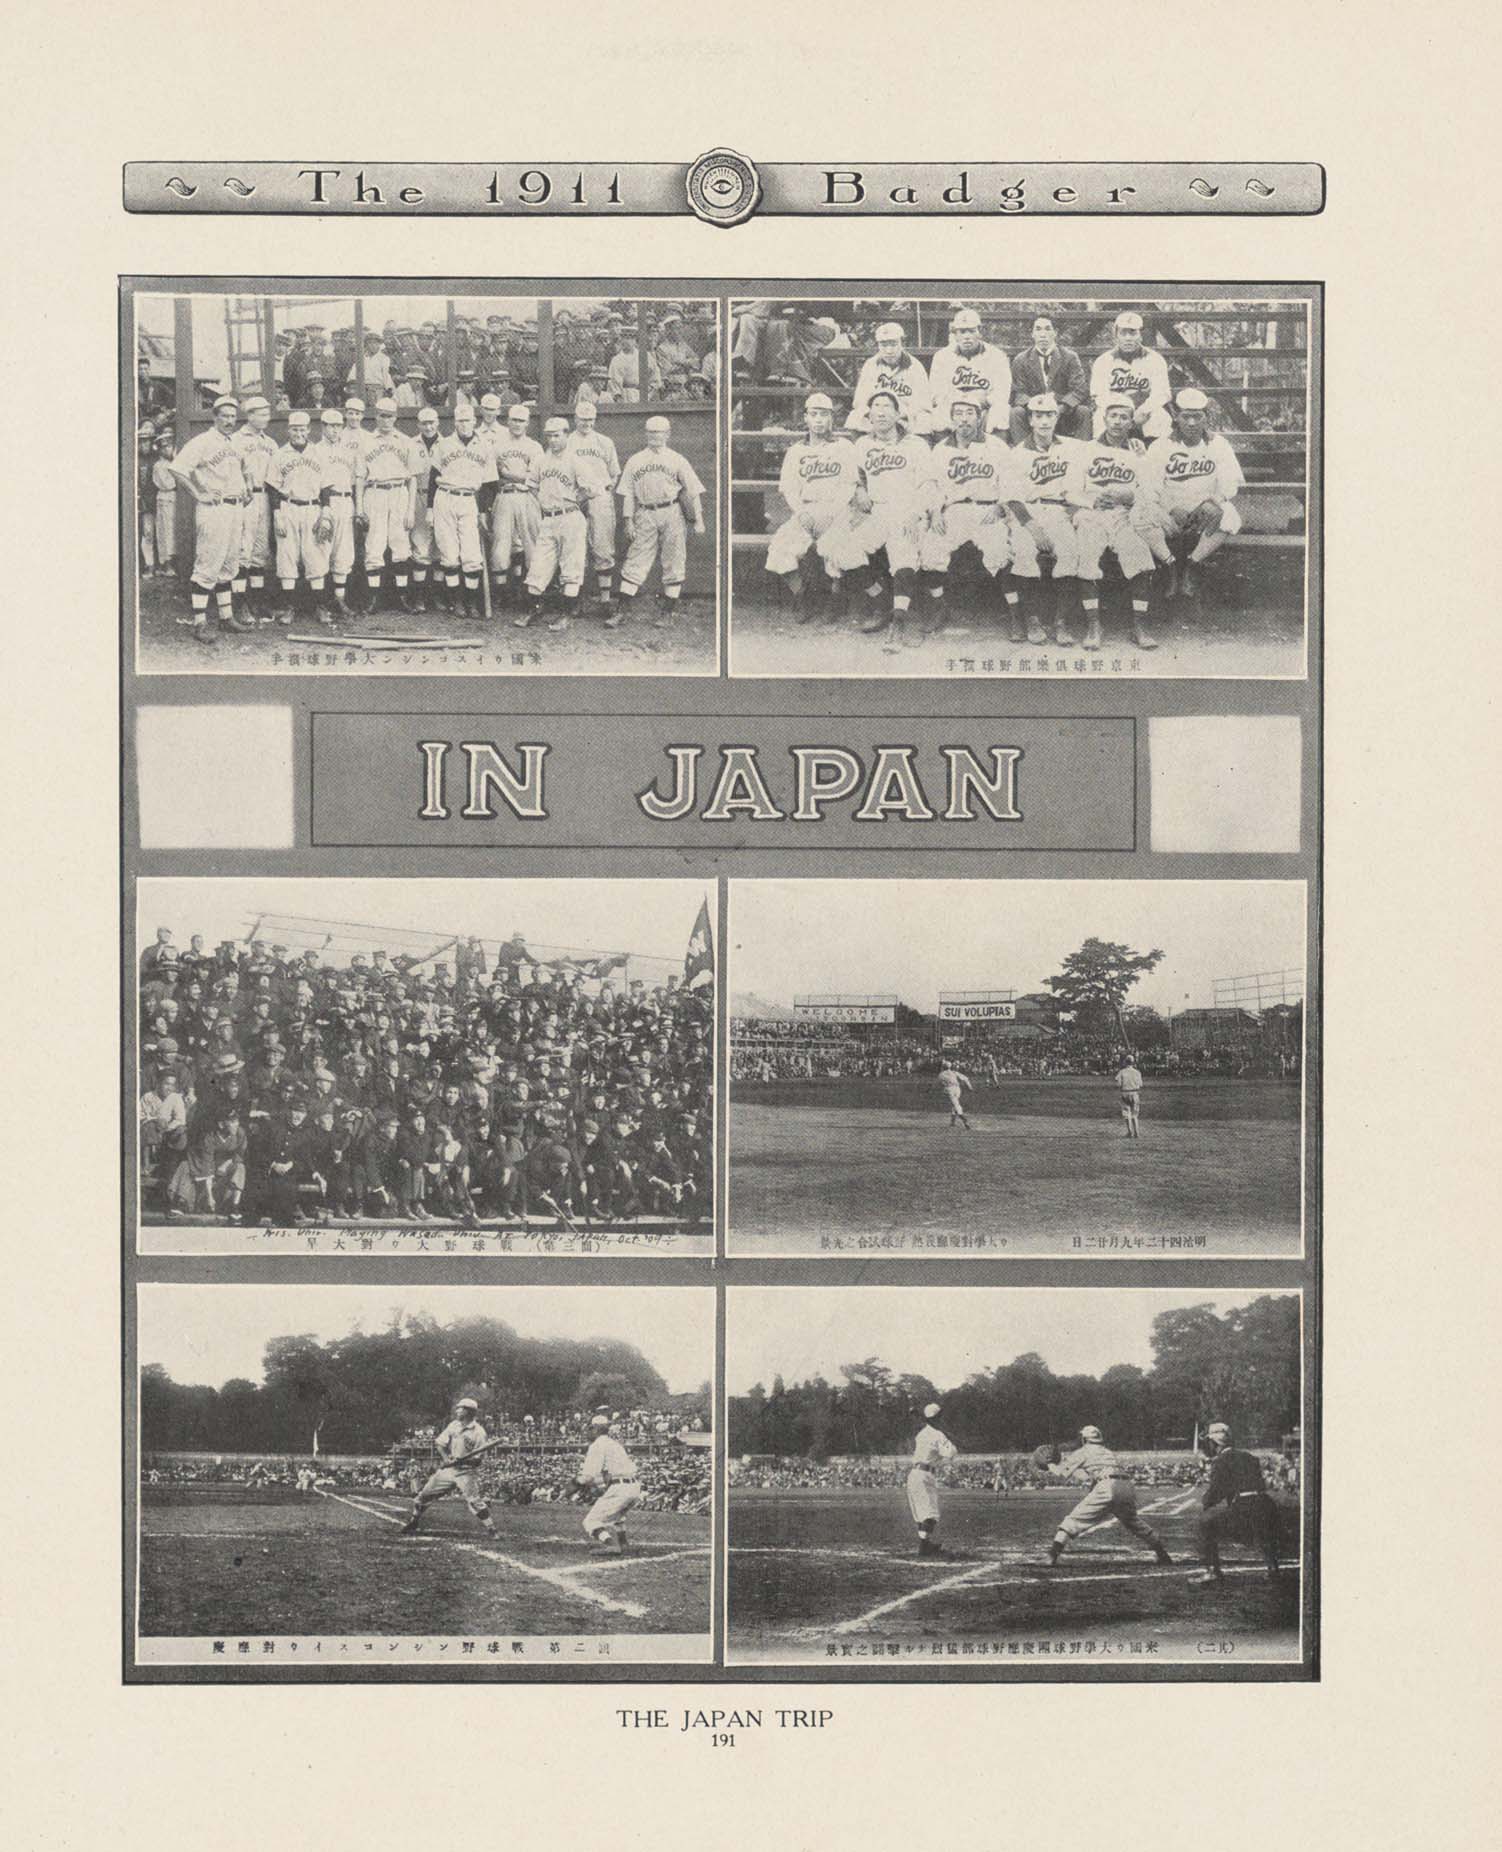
[792, 1003, 897, 1024]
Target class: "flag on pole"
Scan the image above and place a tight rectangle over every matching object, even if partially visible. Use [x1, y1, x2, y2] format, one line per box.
[684, 898, 714, 992]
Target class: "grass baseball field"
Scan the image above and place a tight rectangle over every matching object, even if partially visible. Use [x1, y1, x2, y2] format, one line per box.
[728, 544, 1306, 678]
[135, 576, 717, 674]
[728, 1486, 1302, 1664]
[729, 1075, 1303, 1255]
[138, 1483, 711, 1648]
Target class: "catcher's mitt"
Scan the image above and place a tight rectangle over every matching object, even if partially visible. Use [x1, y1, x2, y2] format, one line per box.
[313, 511, 335, 545]
[1031, 1442, 1059, 1469]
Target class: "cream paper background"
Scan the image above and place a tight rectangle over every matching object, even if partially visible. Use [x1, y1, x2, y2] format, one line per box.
[5, 5, 1496, 1846]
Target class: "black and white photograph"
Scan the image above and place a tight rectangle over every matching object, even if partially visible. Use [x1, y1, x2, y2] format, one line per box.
[131, 289, 719, 673]
[729, 292, 1313, 679]
[726, 1287, 1306, 1669]
[132, 1284, 714, 1668]
[136, 877, 716, 1256]
[730, 880, 1308, 1257]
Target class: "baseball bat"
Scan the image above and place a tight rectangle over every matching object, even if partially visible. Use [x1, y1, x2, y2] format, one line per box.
[479, 515, 493, 621]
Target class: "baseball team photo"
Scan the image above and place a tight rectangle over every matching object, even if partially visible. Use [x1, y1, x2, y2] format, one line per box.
[131, 287, 719, 674]
[133, 1284, 714, 1666]
[137, 876, 716, 1256]
[726, 1287, 1305, 1668]
[729, 290, 1313, 679]
[730, 879, 1308, 1257]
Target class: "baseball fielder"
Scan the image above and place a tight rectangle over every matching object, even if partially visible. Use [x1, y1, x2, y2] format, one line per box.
[519, 418, 589, 632]
[264, 412, 330, 621]
[1115, 1056, 1144, 1137]
[399, 1397, 500, 1538]
[928, 309, 1011, 435]
[358, 397, 424, 613]
[764, 391, 861, 621]
[315, 408, 362, 614]
[1089, 312, 1173, 439]
[167, 395, 253, 642]
[1145, 388, 1246, 600]
[1068, 395, 1162, 651]
[936, 1062, 974, 1129]
[616, 416, 706, 627]
[848, 322, 936, 436]
[427, 405, 499, 616]
[920, 399, 1013, 627]
[488, 405, 545, 607]
[1003, 392, 1088, 646]
[824, 391, 938, 646]
[1188, 1421, 1285, 1585]
[908, 1403, 959, 1557]
[1039, 1426, 1174, 1569]
[566, 400, 622, 610]
[232, 395, 277, 621]
[575, 1414, 642, 1553]
[406, 406, 444, 610]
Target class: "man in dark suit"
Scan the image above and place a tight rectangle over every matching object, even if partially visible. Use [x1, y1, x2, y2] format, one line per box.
[1008, 315, 1090, 441]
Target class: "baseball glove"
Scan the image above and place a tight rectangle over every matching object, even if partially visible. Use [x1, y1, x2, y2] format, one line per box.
[1031, 1442, 1059, 1469]
[313, 511, 335, 545]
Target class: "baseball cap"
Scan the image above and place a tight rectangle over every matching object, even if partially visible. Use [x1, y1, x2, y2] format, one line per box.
[923, 1403, 942, 1419]
[288, 411, 311, 428]
[866, 390, 900, 413]
[212, 395, 238, 413]
[344, 397, 365, 413]
[645, 416, 671, 433]
[1080, 1425, 1104, 1443]
[320, 409, 344, 425]
[480, 393, 502, 411]
[1099, 393, 1136, 415]
[507, 403, 530, 420]
[1115, 311, 1145, 328]
[1175, 388, 1210, 412]
[543, 416, 568, 434]
[1026, 392, 1060, 414]
[241, 395, 270, 415]
[374, 396, 397, 413]
[951, 309, 982, 330]
[591, 1415, 610, 1428]
[804, 392, 835, 412]
[456, 1396, 478, 1411]
[874, 321, 905, 341]
[1206, 1421, 1232, 1442]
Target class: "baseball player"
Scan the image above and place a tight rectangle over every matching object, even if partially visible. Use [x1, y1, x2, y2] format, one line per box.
[357, 397, 423, 613]
[937, 1061, 974, 1129]
[1188, 1421, 1285, 1585]
[264, 411, 330, 621]
[406, 405, 444, 609]
[426, 404, 499, 616]
[519, 418, 589, 631]
[232, 395, 277, 621]
[1089, 311, 1173, 439]
[575, 1414, 642, 1553]
[907, 1402, 959, 1557]
[315, 408, 362, 615]
[338, 399, 376, 612]
[566, 399, 623, 611]
[825, 391, 938, 646]
[920, 398, 1013, 628]
[472, 391, 505, 456]
[399, 1397, 500, 1538]
[1115, 1054, 1144, 1137]
[1145, 388, 1246, 600]
[927, 309, 1011, 435]
[1038, 1426, 1174, 1569]
[763, 392, 861, 621]
[1068, 395, 1162, 651]
[150, 432, 179, 580]
[167, 395, 253, 642]
[616, 416, 706, 626]
[488, 404, 545, 608]
[848, 321, 935, 436]
[1002, 391, 1087, 646]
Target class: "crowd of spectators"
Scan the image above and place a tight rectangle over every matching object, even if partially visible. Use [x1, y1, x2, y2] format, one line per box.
[140, 925, 713, 1225]
[730, 1451, 1298, 1493]
[731, 1019, 1298, 1083]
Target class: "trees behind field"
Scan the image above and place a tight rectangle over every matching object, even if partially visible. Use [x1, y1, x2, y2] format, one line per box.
[141, 1313, 677, 1455]
[730, 1295, 1299, 1458]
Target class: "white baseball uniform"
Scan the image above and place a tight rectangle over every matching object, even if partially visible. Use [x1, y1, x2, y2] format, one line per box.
[928, 342, 1013, 434]
[359, 428, 423, 568]
[1069, 439, 1160, 580]
[266, 444, 330, 579]
[318, 438, 362, 574]
[408, 433, 443, 567]
[1146, 432, 1245, 534]
[764, 435, 862, 575]
[578, 1432, 643, 1537]
[1004, 436, 1088, 576]
[171, 427, 251, 589]
[488, 433, 545, 572]
[618, 446, 705, 593]
[566, 427, 623, 570]
[921, 436, 1014, 574]
[232, 425, 278, 572]
[848, 352, 936, 435]
[526, 451, 589, 595]
[415, 1417, 492, 1517]
[906, 1422, 958, 1526]
[1054, 1441, 1163, 1542]
[1090, 347, 1173, 438]
[824, 433, 938, 574]
[429, 434, 499, 573]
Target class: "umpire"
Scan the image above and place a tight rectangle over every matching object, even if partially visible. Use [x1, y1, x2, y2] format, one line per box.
[1189, 1421, 1286, 1585]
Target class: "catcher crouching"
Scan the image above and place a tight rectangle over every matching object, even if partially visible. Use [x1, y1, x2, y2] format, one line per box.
[1033, 1426, 1174, 1569]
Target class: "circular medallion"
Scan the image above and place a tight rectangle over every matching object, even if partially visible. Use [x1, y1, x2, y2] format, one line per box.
[685, 149, 762, 229]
